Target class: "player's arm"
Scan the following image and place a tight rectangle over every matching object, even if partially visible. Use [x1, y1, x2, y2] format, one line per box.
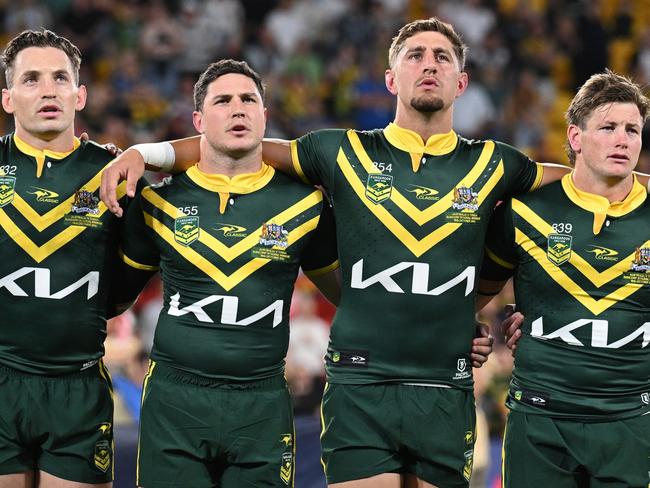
[538, 162, 649, 187]
[114, 187, 161, 312]
[100, 136, 296, 216]
[301, 196, 340, 305]
[307, 267, 341, 306]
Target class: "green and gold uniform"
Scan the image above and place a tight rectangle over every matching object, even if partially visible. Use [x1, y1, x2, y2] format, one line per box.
[291, 123, 542, 486]
[121, 163, 337, 488]
[482, 175, 650, 487]
[0, 134, 125, 482]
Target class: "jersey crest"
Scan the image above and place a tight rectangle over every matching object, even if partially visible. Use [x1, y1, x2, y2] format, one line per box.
[547, 234, 572, 265]
[365, 174, 393, 204]
[0, 176, 15, 207]
[174, 216, 200, 246]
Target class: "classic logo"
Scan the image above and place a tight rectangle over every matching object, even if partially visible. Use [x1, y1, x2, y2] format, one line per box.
[0, 176, 16, 207]
[71, 189, 99, 215]
[27, 186, 59, 203]
[451, 186, 478, 211]
[328, 350, 369, 367]
[631, 247, 650, 273]
[280, 434, 293, 447]
[259, 223, 288, 249]
[280, 452, 293, 485]
[585, 245, 618, 261]
[94, 440, 111, 473]
[547, 234, 572, 265]
[214, 223, 247, 238]
[407, 184, 439, 200]
[365, 174, 393, 204]
[174, 216, 200, 246]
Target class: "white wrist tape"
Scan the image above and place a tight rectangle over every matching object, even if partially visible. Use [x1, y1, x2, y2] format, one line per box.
[647, 178, 650, 194]
[131, 142, 175, 173]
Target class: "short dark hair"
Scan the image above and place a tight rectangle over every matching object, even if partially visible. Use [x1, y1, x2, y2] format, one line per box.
[388, 17, 468, 70]
[193, 59, 266, 112]
[565, 69, 650, 165]
[2, 30, 82, 87]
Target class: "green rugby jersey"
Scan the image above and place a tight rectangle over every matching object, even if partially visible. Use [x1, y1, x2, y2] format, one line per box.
[121, 163, 338, 381]
[482, 175, 650, 419]
[291, 123, 542, 387]
[0, 134, 128, 374]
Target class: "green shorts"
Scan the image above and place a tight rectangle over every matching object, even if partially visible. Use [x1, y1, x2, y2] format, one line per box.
[503, 410, 650, 488]
[137, 362, 295, 488]
[0, 361, 114, 483]
[321, 383, 476, 487]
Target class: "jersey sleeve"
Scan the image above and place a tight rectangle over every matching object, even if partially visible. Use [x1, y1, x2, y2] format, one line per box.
[480, 200, 517, 282]
[300, 199, 339, 276]
[120, 187, 161, 272]
[290, 129, 348, 190]
[497, 141, 544, 198]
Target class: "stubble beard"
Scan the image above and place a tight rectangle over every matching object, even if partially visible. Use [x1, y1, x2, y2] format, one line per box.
[410, 95, 444, 113]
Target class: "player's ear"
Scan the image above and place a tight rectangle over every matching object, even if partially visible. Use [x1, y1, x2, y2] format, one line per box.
[567, 124, 581, 155]
[385, 68, 398, 96]
[2, 88, 14, 114]
[193, 110, 203, 134]
[75, 84, 87, 111]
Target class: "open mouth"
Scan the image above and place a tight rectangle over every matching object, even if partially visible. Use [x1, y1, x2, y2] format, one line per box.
[38, 105, 61, 117]
[229, 124, 249, 135]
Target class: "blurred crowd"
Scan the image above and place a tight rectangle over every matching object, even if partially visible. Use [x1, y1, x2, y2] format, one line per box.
[2, 0, 649, 486]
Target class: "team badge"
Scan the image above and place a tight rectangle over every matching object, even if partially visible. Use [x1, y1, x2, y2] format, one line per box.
[0, 176, 16, 207]
[332, 351, 340, 363]
[252, 222, 290, 261]
[174, 216, 200, 246]
[547, 234, 572, 266]
[641, 392, 649, 405]
[407, 184, 439, 200]
[631, 247, 650, 273]
[94, 440, 111, 473]
[453, 357, 471, 380]
[280, 452, 293, 485]
[27, 186, 59, 203]
[259, 223, 288, 249]
[214, 223, 247, 238]
[71, 189, 99, 215]
[365, 174, 393, 204]
[451, 186, 478, 211]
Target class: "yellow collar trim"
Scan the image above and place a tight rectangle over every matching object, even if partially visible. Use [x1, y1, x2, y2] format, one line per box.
[384, 123, 458, 173]
[562, 173, 647, 234]
[186, 163, 275, 214]
[13, 133, 81, 178]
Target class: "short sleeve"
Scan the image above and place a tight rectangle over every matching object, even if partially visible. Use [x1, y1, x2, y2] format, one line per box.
[480, 200, 517, 281]
[291, 129, 348, 190]
[497, 142, 544, 198]
[300, 199, 339, 276]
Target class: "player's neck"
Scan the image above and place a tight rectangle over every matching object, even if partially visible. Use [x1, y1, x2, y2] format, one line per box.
[198, 140, 263, 177]
[571, 167, 634, 203]
[14, 126, 76, 153]
[393, 104, 453, 141]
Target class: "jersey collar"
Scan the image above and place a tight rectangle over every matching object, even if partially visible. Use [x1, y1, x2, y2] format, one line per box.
[562, 173, 647, 234]
[186, 163, 275, 214]
[384, 122, 458, 173]
[13, 133, 81, 178]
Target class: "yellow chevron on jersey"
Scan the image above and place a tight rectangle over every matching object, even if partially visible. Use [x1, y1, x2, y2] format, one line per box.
[514, 227, 648, 315]
[512, 198, 646, 287]
[0, 179, 126, 263]
[142, 187, 322, 263]
[347, 130, 499, 225]
[337, 143, 504, 257]
[142, 210, 320, 291]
